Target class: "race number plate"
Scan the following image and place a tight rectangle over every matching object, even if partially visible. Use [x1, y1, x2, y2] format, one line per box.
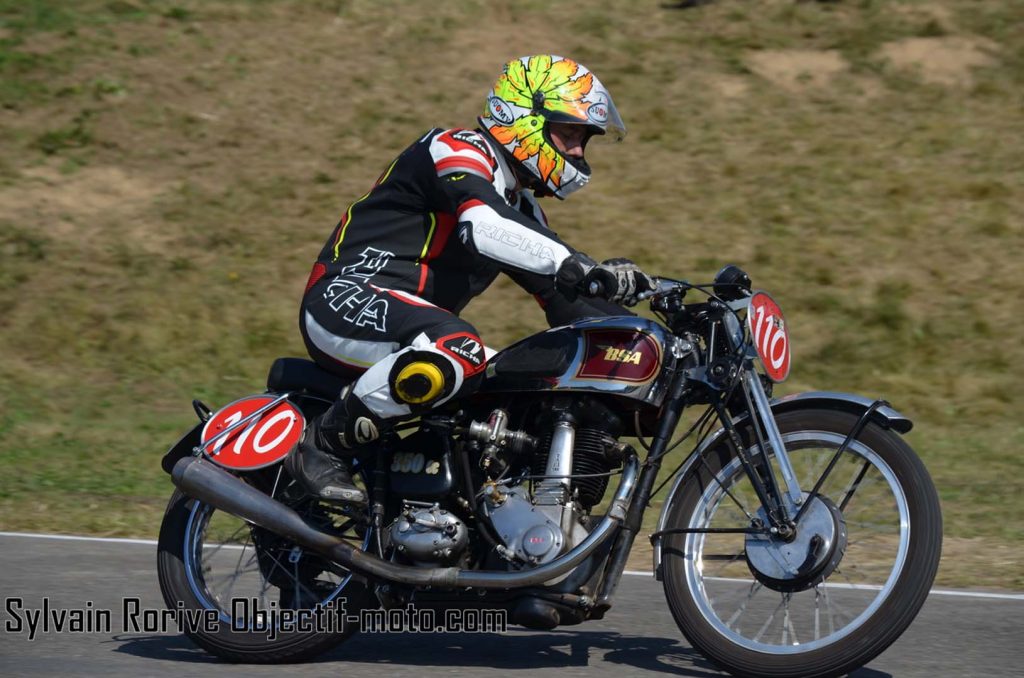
[747, 292, 791, 383]
[200, 395, 305, 470]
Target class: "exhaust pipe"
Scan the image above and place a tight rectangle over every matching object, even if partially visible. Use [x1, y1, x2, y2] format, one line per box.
[172, 454, 638, 589]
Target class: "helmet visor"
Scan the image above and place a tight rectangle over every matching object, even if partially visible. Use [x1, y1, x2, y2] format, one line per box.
[544, 93, 626, 141]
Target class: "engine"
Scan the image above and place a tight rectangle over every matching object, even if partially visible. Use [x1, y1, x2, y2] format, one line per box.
[387, 402, 626, 568]
[473, 403, 626, 567]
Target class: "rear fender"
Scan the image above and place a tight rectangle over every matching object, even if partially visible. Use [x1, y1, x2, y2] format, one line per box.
[651, 391, 912, 579]
[161, 422, 202, 475]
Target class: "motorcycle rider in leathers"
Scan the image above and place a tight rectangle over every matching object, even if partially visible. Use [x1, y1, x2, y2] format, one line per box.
[288, 55, 654, 505]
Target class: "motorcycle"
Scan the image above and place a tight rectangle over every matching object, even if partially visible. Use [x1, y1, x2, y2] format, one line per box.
[157, 264, 942, 677]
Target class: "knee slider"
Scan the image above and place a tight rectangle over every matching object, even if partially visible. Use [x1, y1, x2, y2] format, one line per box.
[389, 351, 456, 407]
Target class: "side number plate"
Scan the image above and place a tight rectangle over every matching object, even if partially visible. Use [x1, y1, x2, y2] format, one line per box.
[200, 395, 305, 470]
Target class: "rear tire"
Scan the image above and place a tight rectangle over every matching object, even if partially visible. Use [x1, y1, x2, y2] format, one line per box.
[661, 408, 942, 678]
[157, 480, 374, 662]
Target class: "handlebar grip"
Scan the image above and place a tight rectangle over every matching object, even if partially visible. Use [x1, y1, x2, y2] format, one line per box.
[587, 280, 604, 297]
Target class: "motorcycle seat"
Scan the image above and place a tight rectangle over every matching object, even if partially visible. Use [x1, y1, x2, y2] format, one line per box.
[266, 357, 350, 400]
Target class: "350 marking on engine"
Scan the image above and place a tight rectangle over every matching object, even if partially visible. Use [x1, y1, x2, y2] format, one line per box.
[391, 452, 440, 475]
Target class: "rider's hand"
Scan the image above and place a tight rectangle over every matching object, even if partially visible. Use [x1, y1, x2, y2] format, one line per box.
[555, 251, 597, 301]
[583, 258, 654, 307]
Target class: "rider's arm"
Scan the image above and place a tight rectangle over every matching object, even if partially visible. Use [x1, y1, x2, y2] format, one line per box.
[427, 130, 573, 276]
[504, 268, 634, 327]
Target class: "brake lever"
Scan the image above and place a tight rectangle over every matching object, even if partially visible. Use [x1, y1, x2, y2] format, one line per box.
[637, 278, 686, 302]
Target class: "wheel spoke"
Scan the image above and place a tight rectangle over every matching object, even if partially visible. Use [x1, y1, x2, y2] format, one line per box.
[846, 520, 900, 533]
[782, 593, 798, 646]
[753, 595, 786, 643]
[269, 466, 284, 498]
[698, 453, 758, 524]
[821, 583, 856, 625]
[725, 580, 763, 632]
[709, 549, 747, 578]
[221, 534, 255, 602]
[839, 460, 873, 511]
[224, 533, 254, 596]
[201, 522, 250, 560]
[814, 587, 822, 641]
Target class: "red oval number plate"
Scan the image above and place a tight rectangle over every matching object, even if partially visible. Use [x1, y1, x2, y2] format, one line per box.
[200, 395, 305, 470]
[747, 292, 791, 383]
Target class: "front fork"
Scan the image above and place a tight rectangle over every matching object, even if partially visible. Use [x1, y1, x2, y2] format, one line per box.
[722, 364, 804, 529]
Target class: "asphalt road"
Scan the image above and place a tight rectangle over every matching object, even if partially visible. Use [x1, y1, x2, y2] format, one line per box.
[1, 533, 1022, 677]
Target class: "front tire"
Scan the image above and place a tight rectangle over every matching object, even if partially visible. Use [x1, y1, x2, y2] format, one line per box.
[661, 408, 942, 678]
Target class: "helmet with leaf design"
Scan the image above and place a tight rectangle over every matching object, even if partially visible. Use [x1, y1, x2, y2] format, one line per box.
[478, 55, 626, 199]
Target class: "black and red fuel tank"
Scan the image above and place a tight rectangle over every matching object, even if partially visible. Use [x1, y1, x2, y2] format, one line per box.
[479, 316, 677, 408]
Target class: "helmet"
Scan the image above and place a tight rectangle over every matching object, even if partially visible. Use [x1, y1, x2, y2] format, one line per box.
[479, 54, 626, 199]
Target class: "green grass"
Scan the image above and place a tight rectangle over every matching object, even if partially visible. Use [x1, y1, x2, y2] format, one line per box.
[0, 0, 1021, 588]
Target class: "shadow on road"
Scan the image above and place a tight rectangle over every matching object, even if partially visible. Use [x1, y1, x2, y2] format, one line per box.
[110, 629, 891, 677]
[331, 629, 724, 676]
[108, 633, 220, 664]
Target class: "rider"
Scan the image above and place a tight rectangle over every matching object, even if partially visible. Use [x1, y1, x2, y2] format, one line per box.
[288, 54, 653, 505]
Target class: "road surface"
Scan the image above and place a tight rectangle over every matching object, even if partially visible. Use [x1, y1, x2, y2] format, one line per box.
[1, 533, 1022, 677]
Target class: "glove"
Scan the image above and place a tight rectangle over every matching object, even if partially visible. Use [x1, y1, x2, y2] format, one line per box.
[555, 251, 598, 302]
[583, 257, 654, 307]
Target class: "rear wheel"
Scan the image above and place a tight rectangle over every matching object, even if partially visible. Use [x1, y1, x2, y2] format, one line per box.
[157, 465, 374, 663]
[661, 408, 942, 678]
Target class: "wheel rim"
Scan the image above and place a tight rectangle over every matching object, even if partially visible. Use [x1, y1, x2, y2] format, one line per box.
[681, 431, 911, 654]
[181, 471, 371, 628]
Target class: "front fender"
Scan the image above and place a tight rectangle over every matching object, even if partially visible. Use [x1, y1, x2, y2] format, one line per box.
[651, 391, 912, 580]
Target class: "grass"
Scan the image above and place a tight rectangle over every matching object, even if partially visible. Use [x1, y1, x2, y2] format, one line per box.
[0, 0, 1022, 589]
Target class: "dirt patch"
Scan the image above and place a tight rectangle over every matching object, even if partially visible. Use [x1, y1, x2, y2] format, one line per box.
[879, 36, 999, 86]
[1, 165, 164, 246]
[893, 3, 956, 33]
[709, 74, 750, 99]
[847, 75, 885, 99]
[745, 49, 848, 91]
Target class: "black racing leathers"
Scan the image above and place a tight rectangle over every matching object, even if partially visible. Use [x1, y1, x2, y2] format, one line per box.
[302, 127, 627, 327]
[299, 127, 629, 429]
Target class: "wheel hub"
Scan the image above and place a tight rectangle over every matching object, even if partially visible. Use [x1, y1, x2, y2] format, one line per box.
[745, 494, 848, 593]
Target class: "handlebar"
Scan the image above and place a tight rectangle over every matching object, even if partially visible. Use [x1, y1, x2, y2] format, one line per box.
[636, 277, 688, 302]
[584, 273, 752, 306]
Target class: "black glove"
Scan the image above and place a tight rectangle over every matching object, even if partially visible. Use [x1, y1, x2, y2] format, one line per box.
[555, 251, 598, 302]
[583, 257, 654, 307]
[556, 253, 654, 306]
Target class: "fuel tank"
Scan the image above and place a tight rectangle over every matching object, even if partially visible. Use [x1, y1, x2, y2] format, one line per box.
[479, 316, 677, 408]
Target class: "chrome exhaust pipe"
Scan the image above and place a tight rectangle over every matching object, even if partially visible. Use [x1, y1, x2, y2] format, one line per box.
[171, 454, 638, 589]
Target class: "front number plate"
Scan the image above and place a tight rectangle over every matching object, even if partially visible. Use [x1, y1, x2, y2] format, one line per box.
[747, 292, 791, 382]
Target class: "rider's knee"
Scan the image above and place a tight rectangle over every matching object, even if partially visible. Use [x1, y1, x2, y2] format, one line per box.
[389, 349, 459, 408]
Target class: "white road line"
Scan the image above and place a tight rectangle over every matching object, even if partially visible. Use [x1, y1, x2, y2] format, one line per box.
[3, 531, 1022, 601]
[624, 569, 1024, 601]
[0, 531, 160, 546]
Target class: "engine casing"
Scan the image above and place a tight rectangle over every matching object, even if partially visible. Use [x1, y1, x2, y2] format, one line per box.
[390, 505, 468, 565]
[481, 486, 589, 566]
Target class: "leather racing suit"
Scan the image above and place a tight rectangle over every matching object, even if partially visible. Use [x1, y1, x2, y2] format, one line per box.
[300, 127, 627, 430]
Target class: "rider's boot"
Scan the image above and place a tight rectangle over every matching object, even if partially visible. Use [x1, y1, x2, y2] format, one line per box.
[285, 388, 380, 506]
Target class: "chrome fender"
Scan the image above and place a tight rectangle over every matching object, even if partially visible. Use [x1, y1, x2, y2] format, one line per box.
[651, 391, 912, 580]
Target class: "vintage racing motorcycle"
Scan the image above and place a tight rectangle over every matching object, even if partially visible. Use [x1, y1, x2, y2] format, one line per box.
[158, 265, 942, 677]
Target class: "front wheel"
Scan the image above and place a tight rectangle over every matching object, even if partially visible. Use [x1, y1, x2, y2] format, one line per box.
[661, 408, 942, 678]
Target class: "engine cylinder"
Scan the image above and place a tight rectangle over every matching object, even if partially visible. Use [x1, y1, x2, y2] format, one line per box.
[572, 428, 614, 509]
[534, 427, 616, 509]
